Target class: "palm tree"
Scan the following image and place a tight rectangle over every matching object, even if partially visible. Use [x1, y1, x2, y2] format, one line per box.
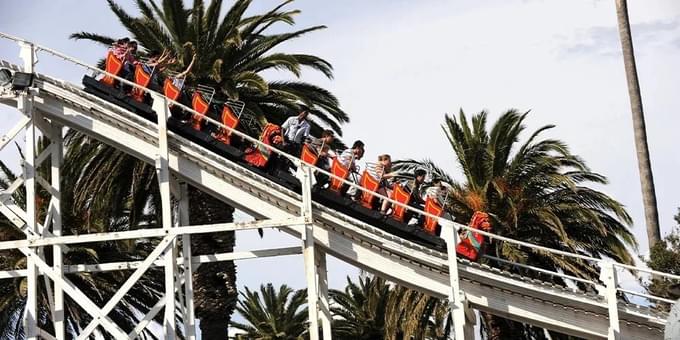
[385, 286, 451, 340]
[0, 138, 166, 339]
[614, 0, 660, 251]
[71, 0, 348, 135]
[70, 1, 348, 338]
[395, 109, 637, 338]
[330, 275, 391, 340]
[230, 283, 309, 340]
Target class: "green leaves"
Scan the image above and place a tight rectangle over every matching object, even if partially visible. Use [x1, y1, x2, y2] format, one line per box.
[232, 283, 309, 339]
[74, 0, 346, 137]
[438, 109, 637, 282]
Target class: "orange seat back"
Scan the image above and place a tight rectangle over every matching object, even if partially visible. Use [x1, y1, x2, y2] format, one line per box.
[191, 92, 210, 131]
[301, 144, 319, 166]
[329, 158, 350, 193]
[359, 170, 380, 209]
[423, 197, 443, 235]
[390, 184, 411, 222]
[130, 64, 152, 102]
[163, 78, 181, 102]
[215, 105, 239, 145]
[100, 51, 124, 87]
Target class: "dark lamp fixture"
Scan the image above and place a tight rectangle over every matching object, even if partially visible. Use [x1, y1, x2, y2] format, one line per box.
[11, 71, 34, 90]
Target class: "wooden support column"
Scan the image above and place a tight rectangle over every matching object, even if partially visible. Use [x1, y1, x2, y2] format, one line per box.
[316, 248, 332, 340]
[300, 165, 320, 340]
[50, 123, 65, 340]
[152, 94, 177, 340]
[19, 40, 39, 340]
[441, 221, 474, 339]
[179, 182, 196, 340]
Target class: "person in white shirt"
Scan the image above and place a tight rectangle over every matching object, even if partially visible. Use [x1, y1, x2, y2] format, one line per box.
[281, 111, 311, 144]
[339, 140, 365, 172]
[340, 140, 365, 196]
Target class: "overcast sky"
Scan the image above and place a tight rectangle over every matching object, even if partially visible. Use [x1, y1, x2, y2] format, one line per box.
[1, 0, 679, 323]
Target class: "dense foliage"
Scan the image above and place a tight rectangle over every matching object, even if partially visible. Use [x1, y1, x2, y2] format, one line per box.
[646, 208, 680, 310]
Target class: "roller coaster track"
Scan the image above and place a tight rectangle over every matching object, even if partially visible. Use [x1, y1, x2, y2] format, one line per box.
[0, 35, 674, 339]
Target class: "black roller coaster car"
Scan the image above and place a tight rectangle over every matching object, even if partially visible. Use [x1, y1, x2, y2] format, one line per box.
[82, 55, 447, 252]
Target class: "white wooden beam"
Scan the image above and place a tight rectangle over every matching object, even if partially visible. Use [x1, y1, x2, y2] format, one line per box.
[20, 246, 128, 338]
[601, 262, 620, 340]
[0, 246, 304, 278]
[0, 116, 30, 151]
[128, 275, 187, 340]
[316, 248, 332, 340]
[51, 122, 65, 340]
[153, 94, 177, 340]
[179, 182, 196, 340]
[300, 166, 320, 340]
[441, 221, 472, 339]
[19, 40, 38, 339]
[0, 217, 304, 250]
[76, 235, 175, 339]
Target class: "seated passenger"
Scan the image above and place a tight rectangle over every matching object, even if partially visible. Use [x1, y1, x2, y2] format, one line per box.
[120, 40, 139, 77]
[109, 38, 129, 61]
[99, 38, 129, 87]
[172, 53, 196, 88]
[368, 154, 396, 214]
[302, 129, 335, 186]
[129, 50, 171, 103]
[426, 177, 444, 201]
[244, 123, 285, 168]
[407, 169, 427, 208]
[456, 211, 492, 261]
[403, 169, 427, 224]
[309, 129, 335, 169]
[339, 140, 364, 173]
[340, 140, 365, 196]
[142, 50, 172, 89]
[164, 54, 196, 121]
[282, 110, 311, 155]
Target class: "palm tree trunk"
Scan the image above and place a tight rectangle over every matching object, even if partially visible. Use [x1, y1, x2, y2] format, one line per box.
[481, 312, 503, 340]
[614, 0, 660, 249]
[188, 187, 237, 340]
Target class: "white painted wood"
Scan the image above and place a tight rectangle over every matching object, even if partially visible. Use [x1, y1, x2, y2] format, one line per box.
[179, 183, 197, 340]
[0, 246, 304, 278]
[50, 122, 65, 340]
[20, 247, 128, 339]
[153, 93, 177, 340]
[0, 217, 304, 250]
[0, 115, 30, 151]
[76, 236, 175, 339]
[441, 221, 470, 339]
[300, 166, 320, 340]
[19, 40, 38, 339]
[601, 262, 620, 340]
[316, 248, 332, 340]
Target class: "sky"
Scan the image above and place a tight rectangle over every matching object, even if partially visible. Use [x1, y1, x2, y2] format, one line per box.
[1, 0, 679, 333]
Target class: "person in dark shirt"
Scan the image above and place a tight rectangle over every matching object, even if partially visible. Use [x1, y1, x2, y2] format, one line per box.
[408, 168, 427, 207]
